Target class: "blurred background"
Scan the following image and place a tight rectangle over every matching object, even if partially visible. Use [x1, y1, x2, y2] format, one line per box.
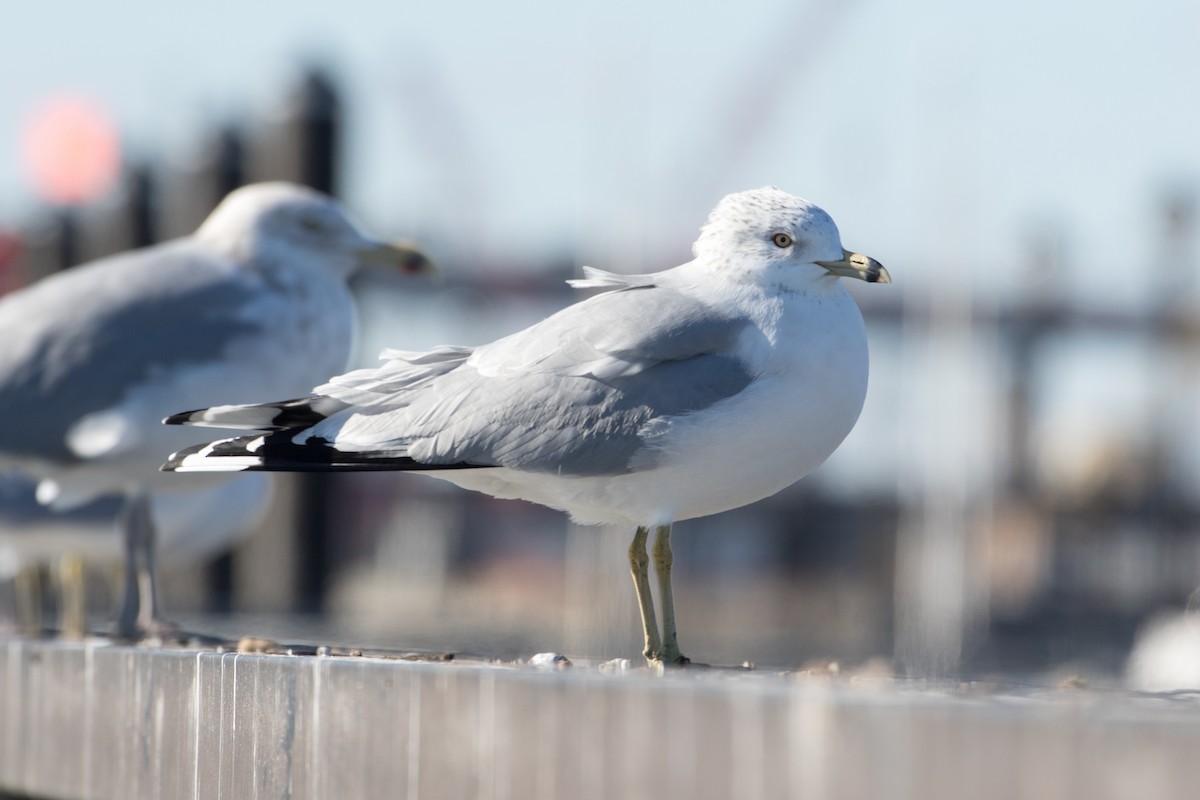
[2, 0, 1200, 683]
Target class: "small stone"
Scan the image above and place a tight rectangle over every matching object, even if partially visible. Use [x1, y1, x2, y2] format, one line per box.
[236, 637, 276, 654]
[599, 658, 634, 674]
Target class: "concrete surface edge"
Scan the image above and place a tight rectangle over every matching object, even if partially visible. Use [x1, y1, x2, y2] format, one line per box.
[2, 638, 1200, 799]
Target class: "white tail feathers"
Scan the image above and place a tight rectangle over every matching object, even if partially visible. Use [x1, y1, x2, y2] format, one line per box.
[565, 266, 657, 291]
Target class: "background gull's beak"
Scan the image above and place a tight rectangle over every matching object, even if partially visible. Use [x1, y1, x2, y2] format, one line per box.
[815, 249, 891, 284]
[356, 240, 435, 275]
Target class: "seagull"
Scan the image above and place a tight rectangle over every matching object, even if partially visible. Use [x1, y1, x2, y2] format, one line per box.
[163, 187, 889, 664]
[0, 182, 431, 638]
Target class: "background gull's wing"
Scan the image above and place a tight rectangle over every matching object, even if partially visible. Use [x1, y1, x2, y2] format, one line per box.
[0, 239, 311, 464]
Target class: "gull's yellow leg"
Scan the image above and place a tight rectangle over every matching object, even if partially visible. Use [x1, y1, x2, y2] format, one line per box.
[14, 565, 43, 635]
[628, 526, 662, 660]
[57, 553, 86, 638]
[652, 524, 687, 665]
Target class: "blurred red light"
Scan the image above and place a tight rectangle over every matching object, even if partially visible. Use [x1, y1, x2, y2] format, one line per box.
[21, 95, 122, 206]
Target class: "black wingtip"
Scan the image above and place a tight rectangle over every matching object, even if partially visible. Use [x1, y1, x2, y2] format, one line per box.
[163, 409, 200, 426]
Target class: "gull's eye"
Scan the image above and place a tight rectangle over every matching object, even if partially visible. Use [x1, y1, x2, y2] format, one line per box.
[300, 217, 323, 232]
[771, 232, 794, 248]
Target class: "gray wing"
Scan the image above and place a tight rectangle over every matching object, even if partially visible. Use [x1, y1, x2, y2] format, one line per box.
[0, 240, 266, 462]
[314, 283, 757, 475]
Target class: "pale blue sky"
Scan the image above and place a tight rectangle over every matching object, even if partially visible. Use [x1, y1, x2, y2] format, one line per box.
[3, 0, 1198, 303]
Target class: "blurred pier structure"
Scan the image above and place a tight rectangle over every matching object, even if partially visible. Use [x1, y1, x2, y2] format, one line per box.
[3, 70, 1200, 681]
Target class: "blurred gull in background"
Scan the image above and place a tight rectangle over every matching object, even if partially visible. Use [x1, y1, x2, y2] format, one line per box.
[164, 187, 889, 665]
[0, 182, 430, 638]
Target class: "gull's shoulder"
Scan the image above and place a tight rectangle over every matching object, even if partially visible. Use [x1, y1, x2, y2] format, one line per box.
[463, 263, 751, 382]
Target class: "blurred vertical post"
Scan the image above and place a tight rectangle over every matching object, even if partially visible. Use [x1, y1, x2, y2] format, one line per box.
[53, 210, 79, 272]
[1004, 236, 1055, 497]
[292, 70, 339, 616]
[127, 164, 158, 249]
[1150, 187, 1199, 501]
[6, 210, 77, 286]
[241, 68, 342, 616]
[201, 126, 246, 614]
[892, 50, 987, 677]
[893, 285, 977, 677]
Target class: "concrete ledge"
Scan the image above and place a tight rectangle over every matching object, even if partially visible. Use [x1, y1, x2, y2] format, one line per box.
[2, 637, 1200, 799]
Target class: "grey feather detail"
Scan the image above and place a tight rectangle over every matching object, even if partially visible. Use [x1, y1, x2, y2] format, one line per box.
[317, 345, 473, 406]
[405, 353, 754, 474]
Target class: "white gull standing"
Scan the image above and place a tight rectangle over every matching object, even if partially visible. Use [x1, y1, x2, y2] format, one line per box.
[0, 182, 430, 637]
[163, 187, 888, 664]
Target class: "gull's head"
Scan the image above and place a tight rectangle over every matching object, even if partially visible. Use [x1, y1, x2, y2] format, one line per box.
[693, 187, 888, 288]
[195, 182, 431, 280]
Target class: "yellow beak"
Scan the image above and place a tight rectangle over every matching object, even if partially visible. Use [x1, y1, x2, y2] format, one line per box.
[814, 249, 890, 284]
